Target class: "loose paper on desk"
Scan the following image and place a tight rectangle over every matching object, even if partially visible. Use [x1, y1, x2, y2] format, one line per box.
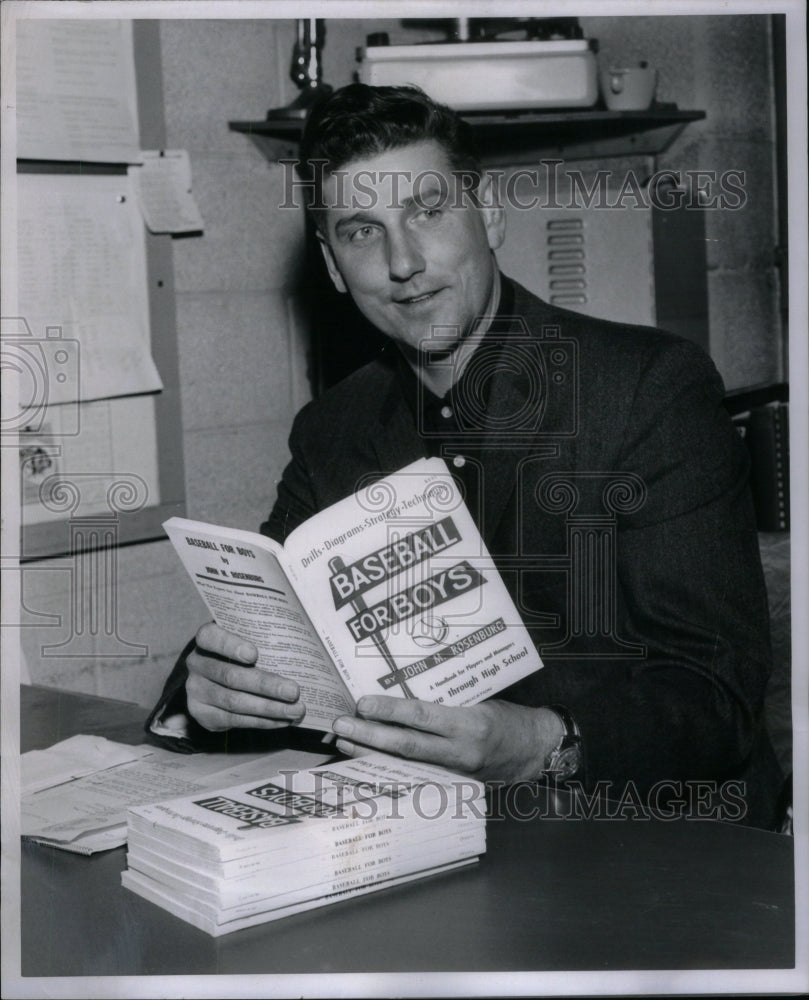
[16, 20, 142, 164]
[21, 735, 150, 796]
[130, 151, 205, 234]
[16, 173, 162, 405]
[22, 735, 333, 854]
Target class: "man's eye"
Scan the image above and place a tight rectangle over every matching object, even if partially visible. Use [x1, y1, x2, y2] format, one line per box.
[349, 225, 379, 243]
[417, 207, 442, 221]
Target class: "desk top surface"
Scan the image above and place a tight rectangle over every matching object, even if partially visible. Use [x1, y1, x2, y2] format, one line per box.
[20, 685, 796, 978]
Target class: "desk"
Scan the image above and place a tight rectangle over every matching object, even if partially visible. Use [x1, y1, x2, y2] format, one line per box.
[21, 685, 795, 976]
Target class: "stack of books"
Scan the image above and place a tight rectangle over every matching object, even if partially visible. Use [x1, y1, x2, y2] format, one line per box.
[122, 751, 486, 936]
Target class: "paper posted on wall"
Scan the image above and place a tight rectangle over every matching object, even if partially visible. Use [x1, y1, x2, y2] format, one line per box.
[163, 457, 542, 732]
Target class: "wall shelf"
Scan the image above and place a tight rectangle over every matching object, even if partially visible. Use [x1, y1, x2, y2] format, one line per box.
[229, 106, 705, 165]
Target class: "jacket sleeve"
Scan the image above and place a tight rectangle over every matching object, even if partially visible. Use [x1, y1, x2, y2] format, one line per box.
[509, 338, 776, 812]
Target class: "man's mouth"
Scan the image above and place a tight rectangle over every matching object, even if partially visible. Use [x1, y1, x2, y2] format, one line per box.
[394, 289, 443, 305]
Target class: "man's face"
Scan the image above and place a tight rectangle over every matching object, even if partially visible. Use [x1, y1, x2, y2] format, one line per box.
[317, 140, 505, 357]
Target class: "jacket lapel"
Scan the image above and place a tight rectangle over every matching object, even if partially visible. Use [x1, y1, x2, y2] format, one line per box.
[364, 278, 563, 542]
[370, 372, 427, 475]
[478, 282, 561, 540]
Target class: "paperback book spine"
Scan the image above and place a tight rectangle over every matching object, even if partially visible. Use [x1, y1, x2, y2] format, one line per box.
[122, 859, 477, 937]
[127, 824, 485, 908]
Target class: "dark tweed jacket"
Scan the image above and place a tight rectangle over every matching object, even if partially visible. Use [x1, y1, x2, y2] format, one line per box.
[148, 275, 780, 828]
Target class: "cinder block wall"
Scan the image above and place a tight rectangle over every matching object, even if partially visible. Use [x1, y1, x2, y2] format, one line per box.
[21, 14, 782, 706]
[582, 13, 783, 389]
[21, 19, 310, 707]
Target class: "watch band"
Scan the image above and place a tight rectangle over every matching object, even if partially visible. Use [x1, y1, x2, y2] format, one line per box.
[543, 704, 583, 780]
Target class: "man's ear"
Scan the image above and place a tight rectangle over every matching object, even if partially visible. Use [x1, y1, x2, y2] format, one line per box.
[316, 231, 348, 294]
[477, 172, 506, 252]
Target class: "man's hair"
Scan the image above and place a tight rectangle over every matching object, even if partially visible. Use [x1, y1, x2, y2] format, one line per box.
[298, 83, 483, 226]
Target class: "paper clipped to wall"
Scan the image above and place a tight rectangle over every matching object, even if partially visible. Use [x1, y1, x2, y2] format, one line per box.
[15, 19, 142, 164]
[129, 151, 205, 234]
[16, 173, 163, 406]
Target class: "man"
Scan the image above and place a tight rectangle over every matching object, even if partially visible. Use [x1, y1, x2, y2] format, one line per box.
[148, 84, 780, 827]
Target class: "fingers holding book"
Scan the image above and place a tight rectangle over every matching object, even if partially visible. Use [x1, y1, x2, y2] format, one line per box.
[186, 623, 305, 732]
[332, 696, 563, 783]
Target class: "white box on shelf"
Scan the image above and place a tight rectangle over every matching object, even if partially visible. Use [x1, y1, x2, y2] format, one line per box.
[356, 40, 598, 111]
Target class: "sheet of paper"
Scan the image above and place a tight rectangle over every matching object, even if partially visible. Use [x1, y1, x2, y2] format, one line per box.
[130, 151, 205, 234]
[16, 172, 162, 405]
[162, 519, 356, 731]
[19, 395, 160, 524]
[16, 19, 142, 163]
[21, 735, 151, 795]
[22, 743, 333, 852]
[29, 827, 130, 855]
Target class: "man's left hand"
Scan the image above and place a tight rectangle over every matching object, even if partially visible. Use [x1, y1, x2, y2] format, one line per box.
[332, 697, 564, 783]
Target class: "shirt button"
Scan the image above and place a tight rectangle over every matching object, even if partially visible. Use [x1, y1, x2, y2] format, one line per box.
[440, 405, 453, 419]
[452, 455, 466, 469]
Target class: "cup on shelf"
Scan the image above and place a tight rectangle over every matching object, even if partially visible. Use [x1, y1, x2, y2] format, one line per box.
[600, 61, 658, 111]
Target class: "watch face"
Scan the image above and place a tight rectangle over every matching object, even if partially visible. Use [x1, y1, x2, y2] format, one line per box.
[554, 745, 582, 779]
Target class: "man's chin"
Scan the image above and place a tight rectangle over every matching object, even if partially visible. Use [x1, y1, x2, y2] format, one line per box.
[420, 336, 462, 356]
[418, 324, 469, 356]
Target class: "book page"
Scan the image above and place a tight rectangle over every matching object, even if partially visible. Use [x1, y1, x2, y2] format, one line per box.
[283, 458, 542, 706]
[163, 519, 355, 729]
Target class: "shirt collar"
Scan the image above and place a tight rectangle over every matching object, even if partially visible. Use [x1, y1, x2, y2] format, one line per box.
[393, 272, 517, 414]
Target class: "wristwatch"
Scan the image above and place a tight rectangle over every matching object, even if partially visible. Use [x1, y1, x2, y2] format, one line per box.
[543, 704, 583, 781]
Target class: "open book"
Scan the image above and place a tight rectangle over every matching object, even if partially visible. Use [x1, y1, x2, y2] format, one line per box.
[164, 457, 542, 731]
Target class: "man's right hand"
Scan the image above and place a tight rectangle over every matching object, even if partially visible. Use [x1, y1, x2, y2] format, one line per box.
[185, 623, 306, 732]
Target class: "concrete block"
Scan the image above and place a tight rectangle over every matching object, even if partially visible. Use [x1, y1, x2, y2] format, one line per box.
[708, 270, 783, 389]
[175, 290, 301, 431]
[92, 651, 187, 710]
[108, 563, 207, 660]
[111, 536, 187, 581]
[21, 601, 99, 691]
[699, 138, 777, 272]
[699, 16, 773, 141]
[160, 19, 291, 156]
[182, 419, 293, 530]
[171, 155, 306, 294]
[17, 558, 74, 609]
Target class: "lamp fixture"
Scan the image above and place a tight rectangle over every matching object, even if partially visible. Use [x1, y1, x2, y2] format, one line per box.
[266, 18, 333, 121]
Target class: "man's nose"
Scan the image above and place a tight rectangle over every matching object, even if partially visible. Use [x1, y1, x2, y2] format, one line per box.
[387, 229, 425, 282]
